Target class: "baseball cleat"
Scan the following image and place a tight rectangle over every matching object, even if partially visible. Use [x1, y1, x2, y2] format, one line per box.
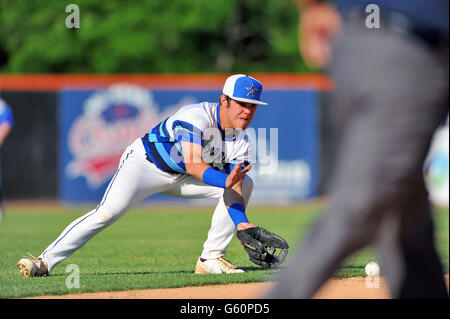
[17, 252, 49, 278]
[195, 257, 245, 274]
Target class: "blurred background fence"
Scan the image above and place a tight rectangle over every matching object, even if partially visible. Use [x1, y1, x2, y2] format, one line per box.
[0, 74, 337, 204]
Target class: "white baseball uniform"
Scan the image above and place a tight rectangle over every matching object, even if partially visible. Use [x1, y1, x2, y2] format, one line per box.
[40, 102, 254, 272]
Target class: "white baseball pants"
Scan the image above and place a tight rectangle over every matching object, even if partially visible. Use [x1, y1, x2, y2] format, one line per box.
[40, 138, 253, 273]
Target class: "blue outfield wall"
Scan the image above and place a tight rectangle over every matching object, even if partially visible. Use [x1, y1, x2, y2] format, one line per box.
[59, 83, 320, 204]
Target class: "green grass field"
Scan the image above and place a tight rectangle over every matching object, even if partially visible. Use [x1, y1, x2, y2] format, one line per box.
[0, 202, 448, 298]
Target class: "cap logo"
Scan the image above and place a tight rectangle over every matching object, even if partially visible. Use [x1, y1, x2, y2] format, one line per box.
[246, 84, 258, 97]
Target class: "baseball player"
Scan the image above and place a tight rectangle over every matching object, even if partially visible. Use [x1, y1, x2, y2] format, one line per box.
[0, 98, 14, 223]
[17, 74, 288, 277]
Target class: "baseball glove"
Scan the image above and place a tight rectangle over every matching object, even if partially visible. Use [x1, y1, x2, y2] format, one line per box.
[236, 226, 289, 269]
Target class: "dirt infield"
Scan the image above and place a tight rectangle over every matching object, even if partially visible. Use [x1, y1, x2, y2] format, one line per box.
[30, 275, 449, 299]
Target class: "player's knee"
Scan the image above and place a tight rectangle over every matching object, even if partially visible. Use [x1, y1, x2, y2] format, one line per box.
[98, 211, 114, 224]
[97, 202, 128, 225]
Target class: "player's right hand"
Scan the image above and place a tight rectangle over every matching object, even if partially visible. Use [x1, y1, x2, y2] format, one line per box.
[225, 161, 251, 189]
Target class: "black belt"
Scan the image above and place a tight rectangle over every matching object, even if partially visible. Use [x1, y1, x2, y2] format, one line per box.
[146, 154, 154, 164]
[142, 134, 154, 164]
[141, 135, 183, 176]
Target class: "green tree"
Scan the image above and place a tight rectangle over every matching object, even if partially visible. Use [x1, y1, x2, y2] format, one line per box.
[0, 0, 311, 73]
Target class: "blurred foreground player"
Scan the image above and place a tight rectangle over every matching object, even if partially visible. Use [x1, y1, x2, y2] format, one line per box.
[0, 98, 14, 223]
[267, 0, 449, 298]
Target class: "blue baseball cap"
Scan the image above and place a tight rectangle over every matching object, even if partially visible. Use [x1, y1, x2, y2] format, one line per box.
[222, 74, 268, 105]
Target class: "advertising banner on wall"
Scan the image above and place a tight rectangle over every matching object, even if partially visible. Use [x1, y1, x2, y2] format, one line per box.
[59, 83, 319, 203]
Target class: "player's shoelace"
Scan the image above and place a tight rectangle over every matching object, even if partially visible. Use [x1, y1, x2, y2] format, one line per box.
[22, 251, 39, 261]
[217, 258, 237, 272]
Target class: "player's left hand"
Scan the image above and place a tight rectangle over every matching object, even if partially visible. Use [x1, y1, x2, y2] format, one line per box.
[225, 161, 251, 189]
[236, 226, 289, 269]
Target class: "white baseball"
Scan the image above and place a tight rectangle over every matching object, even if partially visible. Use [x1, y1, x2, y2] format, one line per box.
[365, 261, 380, 276]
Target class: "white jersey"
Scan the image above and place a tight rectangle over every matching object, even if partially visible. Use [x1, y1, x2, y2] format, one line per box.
[141, 102, 253, 174]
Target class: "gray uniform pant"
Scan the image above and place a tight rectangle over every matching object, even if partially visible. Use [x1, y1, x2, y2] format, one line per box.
[267, 17, 449, 298]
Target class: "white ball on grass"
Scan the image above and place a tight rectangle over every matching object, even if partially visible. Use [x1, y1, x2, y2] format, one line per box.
[365, 261, 380, 276]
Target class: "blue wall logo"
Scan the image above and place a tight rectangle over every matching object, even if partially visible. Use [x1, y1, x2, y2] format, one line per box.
[66, 84, 159, 188]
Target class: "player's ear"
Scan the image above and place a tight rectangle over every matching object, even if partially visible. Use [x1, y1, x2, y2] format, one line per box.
[220, 94, 230, 107]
